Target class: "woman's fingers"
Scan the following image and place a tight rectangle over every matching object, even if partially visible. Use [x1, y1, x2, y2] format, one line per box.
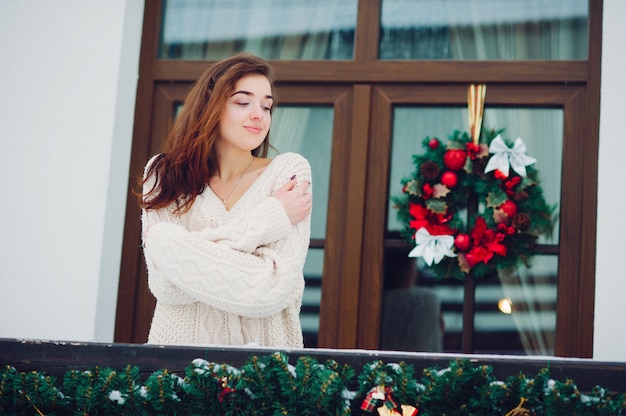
[274, 178, 312, 224]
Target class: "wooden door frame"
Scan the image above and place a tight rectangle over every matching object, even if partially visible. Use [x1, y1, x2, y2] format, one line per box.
[359, 84, 595, 357]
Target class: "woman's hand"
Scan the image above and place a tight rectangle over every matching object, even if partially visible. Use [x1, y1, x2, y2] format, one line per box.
[273, 176, 312, 225]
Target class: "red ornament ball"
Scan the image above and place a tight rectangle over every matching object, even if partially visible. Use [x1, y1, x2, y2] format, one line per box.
[501, 200, 518, 217]
[443, 149, 467, 171]
[454, 233, 471, 252]
[428, 138, 440, 149]
[494, 169, 508, 180]
[441, 171, 458, 188]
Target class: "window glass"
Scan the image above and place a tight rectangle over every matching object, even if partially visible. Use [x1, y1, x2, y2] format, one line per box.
[386, 106, 562, 354]
[160, 0, 358, 60]
[381, 247, 447, 353]
[271, 105, 334, 347]
[379, 0, 588, 60]
[301, 248, 323, 348]
[271, 106, 333, 240]
[474, 256, 557, 355]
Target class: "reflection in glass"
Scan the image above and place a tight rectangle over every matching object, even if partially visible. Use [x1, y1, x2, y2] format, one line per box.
[381, 248, 444, 352]
[160, 0, 357, 60]
[386, 106, 562, 355]
[379, 0, 588, 60]
[271, 105, 334, 347]
[474, 256, 558, 355]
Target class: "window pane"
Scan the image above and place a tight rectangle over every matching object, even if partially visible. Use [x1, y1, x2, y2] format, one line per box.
[386, 106, 562, 354]
[271, 106, 333, 240]
[381, 248, 445, 352]
[379, 0, 588, 60]
[160, 0, 357, 60]
[301, 248, 323, 348]
[474, 256, 557, 355]
[271, 105, 334, 347]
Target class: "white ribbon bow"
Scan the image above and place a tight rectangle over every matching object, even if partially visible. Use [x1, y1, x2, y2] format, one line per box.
[408, 227, 457, 266]
[484, 135, 537, 177]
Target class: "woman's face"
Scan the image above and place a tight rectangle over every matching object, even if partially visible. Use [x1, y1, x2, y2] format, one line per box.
[218, 74, 273, 152]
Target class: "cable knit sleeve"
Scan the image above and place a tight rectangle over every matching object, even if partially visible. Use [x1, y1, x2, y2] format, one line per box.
[144, 153, 312, 317]
[141, 155, 197, 305]
[193, 196, 292, 253]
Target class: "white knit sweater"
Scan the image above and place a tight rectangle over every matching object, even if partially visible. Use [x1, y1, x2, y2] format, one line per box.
[142, 152, 311, 348]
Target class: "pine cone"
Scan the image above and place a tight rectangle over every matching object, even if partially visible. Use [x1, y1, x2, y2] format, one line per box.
[420, 161, 440, 181]
[472, 156, 489, 177]
[513, 190, 529, 202]
[511, 213, 531, 231]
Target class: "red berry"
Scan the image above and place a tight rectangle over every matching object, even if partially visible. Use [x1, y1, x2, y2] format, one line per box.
[428, 138, 440, 149]
[454, 234, 471, 251]
[443, 149, 467, 171]
[441, 171, 458, 188]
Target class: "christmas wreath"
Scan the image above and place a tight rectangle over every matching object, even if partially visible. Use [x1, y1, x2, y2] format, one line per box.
[392, 128, 556, 280]
[392, 85, 558, 281]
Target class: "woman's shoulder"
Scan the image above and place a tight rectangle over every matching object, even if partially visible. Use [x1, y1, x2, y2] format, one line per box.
[252, 153, 310, 193]
[269, 152, 310, 170]
[266, 152, 311, 181]
[144, 153, 165, 173]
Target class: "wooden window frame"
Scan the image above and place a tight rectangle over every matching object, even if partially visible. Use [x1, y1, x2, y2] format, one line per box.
[115, 0, 601, 357]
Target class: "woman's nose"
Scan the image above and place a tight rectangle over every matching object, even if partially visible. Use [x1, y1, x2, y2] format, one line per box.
[250, 105, 264, 120]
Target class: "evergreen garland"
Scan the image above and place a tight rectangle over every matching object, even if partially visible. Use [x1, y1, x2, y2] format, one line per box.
[1, 355, 625, 415]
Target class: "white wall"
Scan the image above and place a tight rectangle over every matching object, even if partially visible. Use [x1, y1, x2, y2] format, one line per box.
[593, 0, 626, 361]
[0, 0, 624, 361]
[0, 0, 143, 342]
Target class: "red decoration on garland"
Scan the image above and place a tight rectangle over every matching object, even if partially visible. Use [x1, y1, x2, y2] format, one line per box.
[441, 171, 458, 188]
[214, 374, 235, 402]
[428, 137, 440, 149]
[465, 217, 507, 267]
[409, 203, 454, 236]
[454, 233, 471, 252]
[360, 386, 419, 416]
[443, 149, 467, 171]
[500, 200, 518, 217]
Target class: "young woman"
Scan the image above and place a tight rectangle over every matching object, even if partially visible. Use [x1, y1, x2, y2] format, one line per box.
[140, 53, 312, 348]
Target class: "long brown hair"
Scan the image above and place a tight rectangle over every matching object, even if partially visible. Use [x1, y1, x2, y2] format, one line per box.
[140, 52, 275, 214]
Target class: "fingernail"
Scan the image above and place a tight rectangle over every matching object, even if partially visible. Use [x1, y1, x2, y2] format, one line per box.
[290, 175, 296, 180]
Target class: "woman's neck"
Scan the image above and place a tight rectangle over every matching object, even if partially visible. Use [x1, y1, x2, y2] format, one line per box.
[213, 151, 255, 181]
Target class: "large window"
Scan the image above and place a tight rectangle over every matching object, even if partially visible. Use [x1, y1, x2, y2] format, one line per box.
[116, 0, 601, 358]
